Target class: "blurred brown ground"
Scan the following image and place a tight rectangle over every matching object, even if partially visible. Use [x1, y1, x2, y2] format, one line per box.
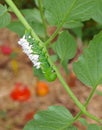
[0, 28, 102, 130]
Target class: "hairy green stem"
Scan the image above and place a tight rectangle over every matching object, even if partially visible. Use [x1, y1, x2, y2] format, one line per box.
[5, 0, 41, 42]
[5, 0, 101, 123]
[38, 0, 48, 39]
[45, 0, 77, 46]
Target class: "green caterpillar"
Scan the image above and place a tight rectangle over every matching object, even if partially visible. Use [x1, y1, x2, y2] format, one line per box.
[24, 32, 57, 82]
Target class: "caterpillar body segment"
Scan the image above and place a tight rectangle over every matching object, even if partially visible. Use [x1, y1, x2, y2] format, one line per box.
[19, 31, 57, 81]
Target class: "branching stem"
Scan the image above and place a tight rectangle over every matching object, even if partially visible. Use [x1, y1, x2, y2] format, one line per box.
[72, 85, 102, 123]
[49, 61, 101, 123]
[5, 0, 101, 125]
[38, 0, 48, 39]
[45, 0, 77, 46]
[5, 0, 41, 42]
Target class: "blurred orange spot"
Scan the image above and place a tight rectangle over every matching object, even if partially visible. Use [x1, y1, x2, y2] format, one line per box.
[36, 81, 49, 96]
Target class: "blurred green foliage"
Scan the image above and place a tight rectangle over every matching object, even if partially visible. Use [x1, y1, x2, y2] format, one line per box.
[0, 0, 102, 42]
[71, 20, 102, 42]
[0, 0, 35, 9]
[82, 20, 102, 41]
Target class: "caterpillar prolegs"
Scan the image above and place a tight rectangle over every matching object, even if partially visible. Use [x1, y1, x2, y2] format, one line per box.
[18, 31, 57, 82]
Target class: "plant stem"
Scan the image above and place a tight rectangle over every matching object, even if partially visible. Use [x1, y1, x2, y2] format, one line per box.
[85, 86, 97, 107]
[5, 0, 101, 123]
[5, 0, 41, 42]
[38, 0, 48, 39]
[45, 0, 77, 46]
[73, 85, 101, 122]
[48, 59, 100, 122]
[66, 85, 102, 128]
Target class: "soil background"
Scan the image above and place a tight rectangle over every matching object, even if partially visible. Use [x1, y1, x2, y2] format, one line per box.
[0, 28, 102, 130]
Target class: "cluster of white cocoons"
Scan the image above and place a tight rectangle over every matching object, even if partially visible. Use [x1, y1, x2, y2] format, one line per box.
[18, 35, 41, 69]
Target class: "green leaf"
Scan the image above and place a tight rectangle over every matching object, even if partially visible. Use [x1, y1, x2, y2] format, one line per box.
[71, 27, 83, 38]
[62, 61, 69, 73]
[100, 125, 102, 129]
[7, 21, 25, 36]
[0, 4, 11, 28]
[43, 0, 95, 27]
[55, 31, 77, 61]
[30, 21, 45, 38]
[73, 31, 102, 87]
[79, 118, 88, 126]
[0, 4, 7, 16]
[92, 0, 102, 24]
[50, 55, 58, 62]
[64, 21, 83, 29]
[23, 106, 74, 130]
[64, 126, 78, 130]
[87, 124, 101, 130]
[21, 9, 45, 38]
[55, 31, 77, 72]
[21, 8, 42, 23]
